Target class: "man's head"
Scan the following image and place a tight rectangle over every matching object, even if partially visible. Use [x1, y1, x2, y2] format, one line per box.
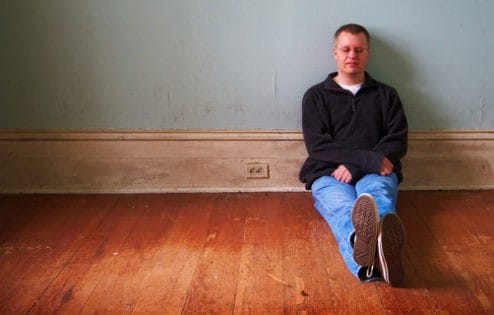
[332, 24, 370, 83]
[334, 24, 370, 48]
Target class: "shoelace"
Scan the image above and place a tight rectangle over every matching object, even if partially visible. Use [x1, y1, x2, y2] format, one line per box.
[366, 263, 375, 278]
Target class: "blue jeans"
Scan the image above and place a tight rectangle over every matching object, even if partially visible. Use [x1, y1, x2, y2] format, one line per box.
[311, 173, 399, 280]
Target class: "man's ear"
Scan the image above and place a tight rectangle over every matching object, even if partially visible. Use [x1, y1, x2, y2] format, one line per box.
[332, 47, 338, 61]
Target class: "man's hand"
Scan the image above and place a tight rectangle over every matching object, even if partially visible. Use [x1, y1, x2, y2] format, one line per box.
[332, 165, 352, 183]
[332, 158, 393, 183]
[380, 157, 394, 176]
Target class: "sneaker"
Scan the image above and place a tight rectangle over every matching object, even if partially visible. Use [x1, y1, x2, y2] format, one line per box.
[351, 194, 379, 270]
[357, 265, 382, 283]
[377, 213, 406, 287]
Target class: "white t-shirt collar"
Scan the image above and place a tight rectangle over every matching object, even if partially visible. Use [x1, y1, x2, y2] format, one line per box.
[338, 82, 363, 95]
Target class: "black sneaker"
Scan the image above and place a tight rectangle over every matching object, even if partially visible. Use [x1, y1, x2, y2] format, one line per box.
[377, 212, 406, 287]
[351, 194, 379, 273]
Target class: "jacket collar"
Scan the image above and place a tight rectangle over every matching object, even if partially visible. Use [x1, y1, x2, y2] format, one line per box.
[323, 72, 377, 91]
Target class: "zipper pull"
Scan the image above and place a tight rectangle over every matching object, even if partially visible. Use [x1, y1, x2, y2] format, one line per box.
[351, 98, 356, 112]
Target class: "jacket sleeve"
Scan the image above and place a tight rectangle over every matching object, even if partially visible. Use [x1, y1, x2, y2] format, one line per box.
[301, 89, 384, 178]
[371, 88, 408, 163]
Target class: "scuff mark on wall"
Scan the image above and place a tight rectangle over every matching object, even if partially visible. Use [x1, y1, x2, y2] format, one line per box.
[272, 69, 278, 100]
[480, 96, 486, 126]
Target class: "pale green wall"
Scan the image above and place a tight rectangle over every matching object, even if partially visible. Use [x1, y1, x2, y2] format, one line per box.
[1, 0, 493, 129]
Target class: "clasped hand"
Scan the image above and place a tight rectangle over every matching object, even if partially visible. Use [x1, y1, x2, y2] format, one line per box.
[331, 157, 394, 183]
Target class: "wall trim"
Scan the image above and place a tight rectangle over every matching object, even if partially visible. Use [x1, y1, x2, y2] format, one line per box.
[1, 129, 493, 193]
[2, 129, 494, 141]
[0, 129, 303, 141]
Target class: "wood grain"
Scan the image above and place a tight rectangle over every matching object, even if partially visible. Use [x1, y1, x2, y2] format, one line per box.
[1, 191, 493, 313]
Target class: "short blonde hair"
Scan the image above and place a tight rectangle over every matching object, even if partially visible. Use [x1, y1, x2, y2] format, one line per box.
[334, 23, 370, 48]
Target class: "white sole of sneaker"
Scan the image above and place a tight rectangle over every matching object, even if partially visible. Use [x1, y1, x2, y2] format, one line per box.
[378, 213, 406, 287]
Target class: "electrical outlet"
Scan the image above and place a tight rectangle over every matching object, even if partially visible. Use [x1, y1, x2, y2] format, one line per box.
[245, 163, 269, 179]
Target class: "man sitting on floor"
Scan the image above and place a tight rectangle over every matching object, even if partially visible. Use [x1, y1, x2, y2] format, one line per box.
[299, 23, 408, 286]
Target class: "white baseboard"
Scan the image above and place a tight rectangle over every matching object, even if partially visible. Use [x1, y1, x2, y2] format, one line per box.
[1, 129, 493, 193]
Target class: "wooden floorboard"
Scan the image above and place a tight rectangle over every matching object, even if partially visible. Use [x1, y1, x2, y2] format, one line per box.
[0, 191, 493, 314]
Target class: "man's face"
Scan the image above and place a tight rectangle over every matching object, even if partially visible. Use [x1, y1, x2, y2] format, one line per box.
[333, 31, 369, 78]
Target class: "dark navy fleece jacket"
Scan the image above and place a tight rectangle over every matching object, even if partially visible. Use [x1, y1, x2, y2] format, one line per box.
[299, 72, 408, 190]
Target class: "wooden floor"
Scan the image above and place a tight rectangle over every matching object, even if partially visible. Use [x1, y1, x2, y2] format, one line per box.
[0, 191, 493, 314]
